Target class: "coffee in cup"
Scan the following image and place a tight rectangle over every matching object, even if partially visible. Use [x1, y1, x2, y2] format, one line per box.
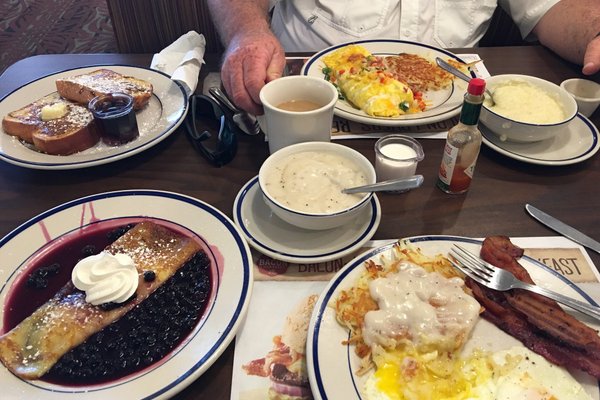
[259, 76, 338, 153]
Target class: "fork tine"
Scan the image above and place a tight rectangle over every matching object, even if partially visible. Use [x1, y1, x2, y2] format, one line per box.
[451, 248, 493, 279]
[453, 245, 495, 274]
[448, 252, 491, 285]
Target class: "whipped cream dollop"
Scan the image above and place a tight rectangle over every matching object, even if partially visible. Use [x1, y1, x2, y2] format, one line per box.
[72, 252, 139, 305]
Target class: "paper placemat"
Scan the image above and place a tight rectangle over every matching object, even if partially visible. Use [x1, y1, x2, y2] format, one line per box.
[252, 237, 600, 283]
[231, 236, 600, 400]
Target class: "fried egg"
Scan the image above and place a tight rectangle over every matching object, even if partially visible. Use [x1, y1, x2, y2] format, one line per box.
[359, 261, 592, 400]
[363, 346, 592, 400]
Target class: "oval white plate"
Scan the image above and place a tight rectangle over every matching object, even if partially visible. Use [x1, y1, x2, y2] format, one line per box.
[232, 176, 381, 264]
[0, 66, 187, 170]
[481, 113, 600, 165]
[0, 190, 253, 399]
[301, 39, 468, 126]
[307, 235, 599, 400]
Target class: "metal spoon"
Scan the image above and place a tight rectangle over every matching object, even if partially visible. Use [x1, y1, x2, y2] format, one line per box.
[342, 175, 424, 194]
[435, 57, 494, 105]
[209, 87, 261, 135]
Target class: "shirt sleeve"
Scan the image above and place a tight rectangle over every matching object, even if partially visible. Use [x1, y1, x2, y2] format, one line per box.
[499, 0, 561, 39]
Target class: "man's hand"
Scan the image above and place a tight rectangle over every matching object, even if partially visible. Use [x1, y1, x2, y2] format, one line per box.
[220, 31, 286, 115]
[583, 35, 600, 75]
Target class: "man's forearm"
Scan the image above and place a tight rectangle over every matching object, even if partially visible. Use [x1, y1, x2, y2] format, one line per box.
[207, 0, 272, 46]
[533, 0, 600, 65]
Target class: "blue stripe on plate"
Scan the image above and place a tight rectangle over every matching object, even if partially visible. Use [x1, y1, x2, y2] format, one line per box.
[0, 190, 251, 397]
[300, 39, 469, 123]
[481, 114, 599, 163]
[0, 65, 187, 169]
[301, 39, 467, 73]
[235, 177, 378, 259]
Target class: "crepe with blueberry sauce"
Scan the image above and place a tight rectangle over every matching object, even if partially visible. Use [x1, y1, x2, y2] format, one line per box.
[0, 221, 201, 380]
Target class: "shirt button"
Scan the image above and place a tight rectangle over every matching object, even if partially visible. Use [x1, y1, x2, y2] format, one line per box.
[404, 30, 411, 36]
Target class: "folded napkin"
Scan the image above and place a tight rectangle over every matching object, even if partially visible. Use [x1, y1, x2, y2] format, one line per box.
[150, 31, 206, 97]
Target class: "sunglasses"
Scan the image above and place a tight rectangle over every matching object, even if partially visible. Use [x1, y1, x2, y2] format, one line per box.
[185, 94, 238, 167]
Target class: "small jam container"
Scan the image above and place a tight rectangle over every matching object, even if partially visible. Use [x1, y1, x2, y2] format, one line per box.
[88, 93, 139, 145]
[375, 135, 424, 182]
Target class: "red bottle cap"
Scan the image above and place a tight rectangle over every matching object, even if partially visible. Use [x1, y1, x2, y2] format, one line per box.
[467, 78, 486, 95]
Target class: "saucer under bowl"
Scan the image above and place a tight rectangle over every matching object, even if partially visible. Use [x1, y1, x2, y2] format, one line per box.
[233, 176, 381, 264]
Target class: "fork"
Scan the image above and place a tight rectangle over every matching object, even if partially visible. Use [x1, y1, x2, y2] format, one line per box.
[449, 244, 600, 322]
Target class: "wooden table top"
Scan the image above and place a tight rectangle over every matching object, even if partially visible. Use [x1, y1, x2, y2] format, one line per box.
[0, 46, 599, 399]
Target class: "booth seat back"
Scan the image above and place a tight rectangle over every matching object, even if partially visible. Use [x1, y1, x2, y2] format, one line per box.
[107, 0, 223, 53]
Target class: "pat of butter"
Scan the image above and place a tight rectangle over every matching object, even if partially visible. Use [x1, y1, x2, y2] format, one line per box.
[41, 103, 68, 121]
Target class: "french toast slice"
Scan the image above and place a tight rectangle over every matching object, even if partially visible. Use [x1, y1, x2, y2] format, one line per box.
[0, 221, 203, 379]
[56, 69, 153, 110]
[2, 92, 100, 155]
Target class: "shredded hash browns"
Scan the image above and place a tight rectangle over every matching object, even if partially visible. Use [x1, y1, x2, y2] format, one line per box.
[332, 240, 462, 374]
[383, 53, 454, 92]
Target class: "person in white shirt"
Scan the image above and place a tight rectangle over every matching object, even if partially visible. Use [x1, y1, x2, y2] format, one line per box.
[207, 0, 600, 115]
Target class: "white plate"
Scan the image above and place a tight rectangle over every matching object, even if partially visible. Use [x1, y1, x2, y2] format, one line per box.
[307, 235, 600, 400]
[481, 113, 600, 165]
[301, 39, 468, 126]
[0, 65, 188, 170]
[0, 190, 253, 399]
[232, 176, 381, 264]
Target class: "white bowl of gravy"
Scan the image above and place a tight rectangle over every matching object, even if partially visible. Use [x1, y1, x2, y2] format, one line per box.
[258, 141, 376, 230]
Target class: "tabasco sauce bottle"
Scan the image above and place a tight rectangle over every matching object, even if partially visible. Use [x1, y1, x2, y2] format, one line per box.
[436, 78, 486, 194]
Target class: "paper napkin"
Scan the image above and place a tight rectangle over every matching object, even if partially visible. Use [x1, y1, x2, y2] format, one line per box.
[150, 31, 206, 97]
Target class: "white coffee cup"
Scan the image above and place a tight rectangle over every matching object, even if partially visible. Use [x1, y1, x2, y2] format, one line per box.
[259, 76, 338, 153]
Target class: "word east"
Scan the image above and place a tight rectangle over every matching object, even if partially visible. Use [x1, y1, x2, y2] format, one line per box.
[537, 257, 582, 276]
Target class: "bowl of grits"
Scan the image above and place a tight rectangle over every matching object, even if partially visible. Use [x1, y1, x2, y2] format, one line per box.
[258, 141, 376, 230]
[480, 74, 578, 143]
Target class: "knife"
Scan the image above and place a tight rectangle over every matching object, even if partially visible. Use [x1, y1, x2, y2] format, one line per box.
[525, 204, 600, 254]
[208, 87, 261, 136]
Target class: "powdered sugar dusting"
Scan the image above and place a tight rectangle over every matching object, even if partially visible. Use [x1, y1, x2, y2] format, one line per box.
[62, 69, 152, 96]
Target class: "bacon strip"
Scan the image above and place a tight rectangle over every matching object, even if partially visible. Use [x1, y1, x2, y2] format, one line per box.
[466, 236, 600, 379]
[242, 335, 299, 378]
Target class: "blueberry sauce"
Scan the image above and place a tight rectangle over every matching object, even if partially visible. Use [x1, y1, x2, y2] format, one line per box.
[46, 251, 211, 385]
[3, 221, 213, 386]
[4, 223, 135, 330]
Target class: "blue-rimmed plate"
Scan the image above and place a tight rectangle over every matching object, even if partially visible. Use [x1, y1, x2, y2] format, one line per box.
[301, 39, 469, 126]
[0, 65, 187, 170]
[481, 113, 600, 166]
[0, 190, 253, 399]
[307, 235, 600, 400]
[232, 176, 381, 264]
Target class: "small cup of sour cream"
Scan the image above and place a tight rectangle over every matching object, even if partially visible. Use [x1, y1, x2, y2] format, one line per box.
[374, 135, 424, 183]
[560, 78, 600, 117]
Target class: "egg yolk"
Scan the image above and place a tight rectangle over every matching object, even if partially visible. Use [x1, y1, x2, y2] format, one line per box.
[372, 347, 496, 400]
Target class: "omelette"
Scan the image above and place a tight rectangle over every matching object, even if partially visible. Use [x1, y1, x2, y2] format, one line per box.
[322, 45, 424, 117]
